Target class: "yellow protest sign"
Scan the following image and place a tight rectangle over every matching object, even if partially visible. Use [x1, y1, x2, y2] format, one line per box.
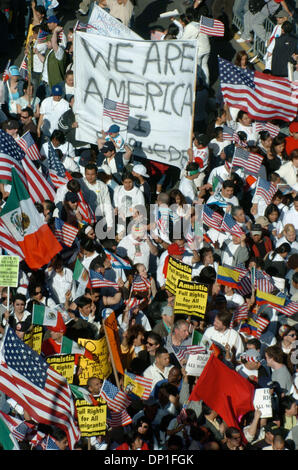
[124, 372, 145, 398]
[78, 337, 112, 386]
[46, 355, 76, 384]
[76, 400, 107, 437]
[174, 280, 208, 319]
[24, 325, 43, 355]
[165, 256, 192, 294]
[0, 256, 19, 287]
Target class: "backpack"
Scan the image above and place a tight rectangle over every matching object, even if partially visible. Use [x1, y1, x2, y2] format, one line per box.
[248, 0, 266, 14]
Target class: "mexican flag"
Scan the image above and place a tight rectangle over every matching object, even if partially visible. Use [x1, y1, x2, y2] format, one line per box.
[61, 336, 93, 360]
[73, 258, 89, 284]
[70, 384, 98, 405]
[0, 415, 20, 450]
[0, 168, 62, 270]
[32, 304, 58, 327]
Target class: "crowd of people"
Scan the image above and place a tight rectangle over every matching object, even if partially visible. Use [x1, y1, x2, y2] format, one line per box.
[0, 0, 298, 453]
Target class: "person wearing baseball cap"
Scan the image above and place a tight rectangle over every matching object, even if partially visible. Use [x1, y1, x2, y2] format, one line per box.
[98, 123, 125, 152]
[132, 164, 151, 205]
[38, 81, 69, 138]
[97, 136, 132, 184]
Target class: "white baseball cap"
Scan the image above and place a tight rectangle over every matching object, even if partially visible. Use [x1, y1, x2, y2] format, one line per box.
[133, 164, 149, 177]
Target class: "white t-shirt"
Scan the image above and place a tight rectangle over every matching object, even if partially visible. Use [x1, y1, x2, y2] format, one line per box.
[39, 97, 69, 136]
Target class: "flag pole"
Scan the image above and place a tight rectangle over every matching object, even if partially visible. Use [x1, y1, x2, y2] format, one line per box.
[103, 322, 121, 389]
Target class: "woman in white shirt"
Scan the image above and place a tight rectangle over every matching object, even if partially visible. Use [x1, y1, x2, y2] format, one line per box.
[46, 255, 76, 304]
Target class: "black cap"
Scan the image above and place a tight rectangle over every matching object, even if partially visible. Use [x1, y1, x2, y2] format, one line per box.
[65, 191, 79, 203]
[101, 141, 115, 153]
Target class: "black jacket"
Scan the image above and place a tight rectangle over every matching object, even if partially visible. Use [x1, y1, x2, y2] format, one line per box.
[271, 33, 298, 77]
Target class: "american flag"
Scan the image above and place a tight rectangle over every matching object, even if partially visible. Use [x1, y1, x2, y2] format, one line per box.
[100, 380, 131, 413]
[0, 130, 55, 203]
[255, 177, 278, 205]
[124, 371, 153, 400]
[230, 303, 250, 328]
[54, 218, 79, 247]
[77, 194, 96, 225]
[255, 315, 270, 337]
[218, 57, 298, 122]
[199, 16, 224, 37]
[172, 345, 206, 363]
[221, 213, 244, 238]
[75, 21, 97, 31]
[232, 147, 263, 174]
[0, 219, 25, 259]
[272, 299, 298, 317]
[47, 141, 72, 188]
[22, 153, 56, 203]
[0, 130, 28, 187]
[19, 55, 28, 80]
[222, 125, 240, 143]
[0, 327, 80, 449]
[255, 269, 275, 293]
[107, 410, 132, 427]
[36, 29, 49, 43]
[132, 274, 151, 292]
[0, 411, 36, 442]
[17, 132, 41, 161]
[255, 122, 280, 137]
[103, 98, 130, 123]
[124, 297, 143, 310]
[202, 205, 223, 231]
[40, 435, 61, 450]
[89, 269, 119, 290]
[2, 60, 11, 82]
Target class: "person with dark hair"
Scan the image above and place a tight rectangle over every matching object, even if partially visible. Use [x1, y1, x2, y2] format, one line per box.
[45, 254, 76, 305]
[113, 171, 145, 236]
[3, 294, 32, 333]
[265, 345, 293, 394]
[143, 347, 174, 389]
[264, 242, 291, 278]
[40, 129, 78, 173]
[201, 310, 245, 357]
[178, 161, 201, 204]
[207, 179, 239, 207]
[120, 323, 146, 370]
[234, 50, 254, 70]
[81, 163, 114, 232]
[222, 426, 245, 450]
[271, 20, 297, 77]
[137, 331, 163, 372]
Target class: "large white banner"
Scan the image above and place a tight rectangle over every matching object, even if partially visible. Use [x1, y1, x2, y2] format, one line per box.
[88, 3, 141, 40]
[74, 32, 197, 169]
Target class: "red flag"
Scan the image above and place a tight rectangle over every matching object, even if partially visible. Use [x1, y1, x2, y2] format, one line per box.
[189, 354, 255, 429]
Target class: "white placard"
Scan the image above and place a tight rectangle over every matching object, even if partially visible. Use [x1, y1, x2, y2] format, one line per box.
[253, 388, 272, 418]
[88, 3, 141, 40]
[185, 352, 211, 376]
[74, 32, 197, 169]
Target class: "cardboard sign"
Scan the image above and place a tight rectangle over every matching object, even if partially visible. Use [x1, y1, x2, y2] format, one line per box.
[253, 388, 272, 418]
[78, 337, 113, 385]
[165, 257, 192, 295]
[174, 279, 208, 318]
[76, 399, 107, 437]
[185, 352, 211, 376]
[46, 355, 76, 384]
[23, 325, 43, 355]
[0, 256, 19, 287]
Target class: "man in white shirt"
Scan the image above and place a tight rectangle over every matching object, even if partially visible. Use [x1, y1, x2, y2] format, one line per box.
[116, 224, 158, 271]
[201, 310, 245, 357]
[276, 153, 298, 191]
[81, 163, 114, 231]
[206, 180, 239, 208]
[178, 161, 201, 204]
[143, 347, 174, 389]
[37, 84, 69, 139]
